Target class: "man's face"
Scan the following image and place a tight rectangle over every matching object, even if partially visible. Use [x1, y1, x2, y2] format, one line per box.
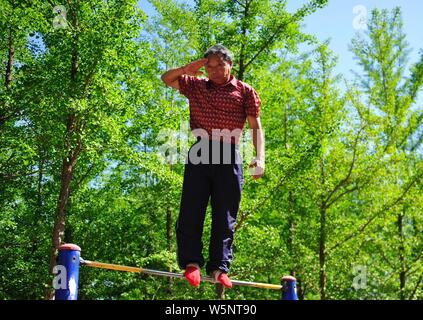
[205, 55, 232, 85]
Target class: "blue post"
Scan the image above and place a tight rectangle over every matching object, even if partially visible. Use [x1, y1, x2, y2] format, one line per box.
[54, 244, 81, 300]
[281, 276, 298, 300]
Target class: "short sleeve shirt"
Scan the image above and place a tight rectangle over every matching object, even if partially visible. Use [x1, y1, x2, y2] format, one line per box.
[178, 74, 260, 144]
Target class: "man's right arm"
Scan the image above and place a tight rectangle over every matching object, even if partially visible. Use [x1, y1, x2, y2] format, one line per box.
[160, 66, 186, 90]
[161, 58, 208, 90]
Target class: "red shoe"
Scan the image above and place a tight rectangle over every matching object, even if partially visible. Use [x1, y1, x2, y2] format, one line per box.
[184, 264, 201, 287]
[214, 271, 233, 289]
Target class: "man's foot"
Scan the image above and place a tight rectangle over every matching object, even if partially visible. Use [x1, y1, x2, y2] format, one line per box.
[213, 270, 232, 289]
[184, 264, 201, 287]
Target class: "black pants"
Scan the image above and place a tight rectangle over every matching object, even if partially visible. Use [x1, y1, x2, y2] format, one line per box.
[176, 139, 243, 274]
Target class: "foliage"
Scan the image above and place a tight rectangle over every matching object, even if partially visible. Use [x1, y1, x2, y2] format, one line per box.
[0, 1, 421, 300]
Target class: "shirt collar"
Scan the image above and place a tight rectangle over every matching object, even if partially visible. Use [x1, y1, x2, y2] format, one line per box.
[206, 75, 237, 89]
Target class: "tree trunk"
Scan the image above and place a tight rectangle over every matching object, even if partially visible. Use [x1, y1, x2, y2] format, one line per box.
[5, 27, 14, 89]
[397, 211, 406, 300]
[319, 158, 327, 300]
[37, 150, 44, 207]
[1, 27, 15, 125]
[215, 283, 225, 299]
[46, 132, 81, 299]
[287, 192, 296, 270]
[284, 97, 304, 298]
[166, 204, 173, 294]
[237, 0, 251, 81]
[287, 193, 304, 299]
[45, 3, 81, 299]
[319, 203, 327, 300]
[166, 206, 172, 251]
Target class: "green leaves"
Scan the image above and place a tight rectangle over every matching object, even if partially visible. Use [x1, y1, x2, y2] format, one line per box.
[0, 1, 421, 300]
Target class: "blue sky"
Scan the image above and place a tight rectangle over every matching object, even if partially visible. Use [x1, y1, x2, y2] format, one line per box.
[286, 0, 423, 78]
[138, 0, 423, 79]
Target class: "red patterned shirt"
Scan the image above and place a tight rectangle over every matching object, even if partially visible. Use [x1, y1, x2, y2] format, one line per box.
[178, 74, 261, 144]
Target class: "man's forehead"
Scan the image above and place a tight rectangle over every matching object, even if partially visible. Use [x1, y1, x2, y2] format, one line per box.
[206, 55, 230, 65]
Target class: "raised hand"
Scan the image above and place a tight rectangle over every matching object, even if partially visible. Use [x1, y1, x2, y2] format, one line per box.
[183, 58, 208, 77]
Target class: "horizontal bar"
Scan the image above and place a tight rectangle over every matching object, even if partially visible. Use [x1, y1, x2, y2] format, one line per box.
[81, 259, 282, 290]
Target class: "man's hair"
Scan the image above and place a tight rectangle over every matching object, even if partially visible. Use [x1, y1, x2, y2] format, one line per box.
[204, 44, 233, 64]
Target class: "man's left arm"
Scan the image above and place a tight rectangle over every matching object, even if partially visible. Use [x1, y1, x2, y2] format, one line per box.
[247, 115, 265, 180]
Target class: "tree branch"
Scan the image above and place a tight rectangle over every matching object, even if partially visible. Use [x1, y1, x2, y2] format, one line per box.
[0, 152, 15, 171]
[324, 126, 363, 206]
[243, 14, 296, 71]
[405, 249, 423, 274]
[233, 0, 246, 9]
[328, 169, 422, 253]
[326, 185, 359, 209]
[409, 272, 423, 300]
[236, 143, 319, 232]
[1, 170, 39, 181]
[243, 0, 324, 71]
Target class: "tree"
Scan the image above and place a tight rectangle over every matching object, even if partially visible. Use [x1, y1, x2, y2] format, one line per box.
[349, 7, 423, 299]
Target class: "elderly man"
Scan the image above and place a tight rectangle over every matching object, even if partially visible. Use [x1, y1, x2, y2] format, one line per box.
[161, 44, 264, 288]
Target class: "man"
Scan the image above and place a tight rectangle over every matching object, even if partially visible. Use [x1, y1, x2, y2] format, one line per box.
[161, 44, 264, 288]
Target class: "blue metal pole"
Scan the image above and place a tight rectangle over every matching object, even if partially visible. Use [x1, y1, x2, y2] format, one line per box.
[54, 244, 81, 300]
[281, 276, 298, 300]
